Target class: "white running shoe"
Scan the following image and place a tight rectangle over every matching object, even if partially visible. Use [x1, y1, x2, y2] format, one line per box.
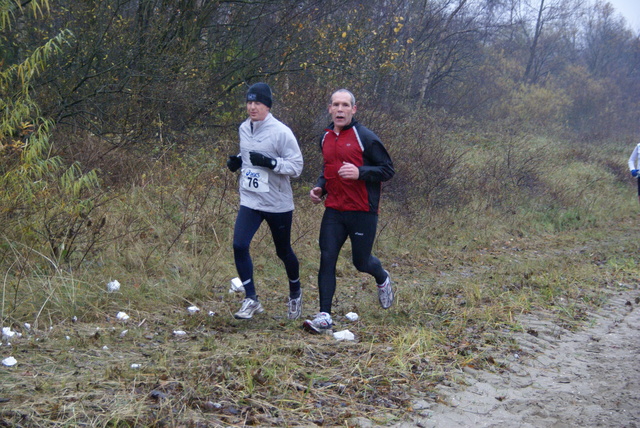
[303, 312, 333, 334]
[287, 292, 302, 320]
[234, 298, 264, 319]
[378, 270, 394, 309]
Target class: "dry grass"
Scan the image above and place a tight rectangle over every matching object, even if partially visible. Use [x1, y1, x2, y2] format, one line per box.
[3, 215, 640, 427]
[2, 138, 640, 426]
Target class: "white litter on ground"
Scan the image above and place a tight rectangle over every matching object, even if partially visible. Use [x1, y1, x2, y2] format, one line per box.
[2, 356, 17, 367]
[107, 280, 121, 292]
[229, 277, 245, 293]
[116, 312, 130, 321]
[2, 327, 16, 340]
[187, 305, 200, 314]
[345, 312, 359, 321]
[333, 329, 355, 341]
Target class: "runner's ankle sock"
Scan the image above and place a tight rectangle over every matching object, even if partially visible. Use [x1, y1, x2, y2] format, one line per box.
[376, 270, 389, 286]
[289, 278, 301, 299]
[242, 278, 256, 299]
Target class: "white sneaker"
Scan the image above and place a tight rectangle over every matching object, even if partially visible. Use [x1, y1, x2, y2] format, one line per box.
[378, 270, 394, 309]
[303, 312, 333, 334]
[234, 298, 264, 319]
[287, 292, 302, 320]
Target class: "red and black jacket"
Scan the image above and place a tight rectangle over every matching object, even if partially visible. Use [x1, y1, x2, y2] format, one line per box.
[315, 119, 394, 214]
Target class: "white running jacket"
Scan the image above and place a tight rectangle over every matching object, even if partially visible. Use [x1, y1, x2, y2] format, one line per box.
[628, 143, 640, 172]
[237, 113, 303, 213]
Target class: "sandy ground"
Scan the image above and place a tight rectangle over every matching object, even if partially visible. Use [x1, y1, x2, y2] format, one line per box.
[393, 290, 640, 428]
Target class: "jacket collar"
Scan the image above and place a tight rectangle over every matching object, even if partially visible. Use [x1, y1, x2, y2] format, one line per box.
[327, 118, 357, 133]
[249, 112, 272, 132]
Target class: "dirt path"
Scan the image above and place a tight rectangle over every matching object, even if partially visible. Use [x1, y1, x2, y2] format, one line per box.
[393, 290, 640, 428]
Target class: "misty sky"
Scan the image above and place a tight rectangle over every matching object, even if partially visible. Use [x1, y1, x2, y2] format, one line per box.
[606, 0, 640, 30]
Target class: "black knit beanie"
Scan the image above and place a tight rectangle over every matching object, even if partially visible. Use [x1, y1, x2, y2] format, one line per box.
[246, 83, 273, 108]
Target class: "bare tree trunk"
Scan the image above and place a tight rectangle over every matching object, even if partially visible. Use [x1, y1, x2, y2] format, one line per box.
[524, 0, 545, 83]
[417, 0, 468, 107]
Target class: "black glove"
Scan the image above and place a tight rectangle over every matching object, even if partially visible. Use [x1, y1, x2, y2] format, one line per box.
[227, 155, 242, 172]
[249, 151, 277, 169]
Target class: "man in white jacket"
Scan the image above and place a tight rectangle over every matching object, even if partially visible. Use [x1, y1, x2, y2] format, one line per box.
[628, 142, 640, 205]
[226, 83, 304, 320]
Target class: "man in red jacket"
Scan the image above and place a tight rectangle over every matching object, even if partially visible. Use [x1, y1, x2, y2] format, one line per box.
[304, 89, 395, 334]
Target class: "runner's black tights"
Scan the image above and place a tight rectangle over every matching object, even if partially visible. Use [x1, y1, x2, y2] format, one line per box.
[233, 206, 300, 300]
[317, 208, 387, 314]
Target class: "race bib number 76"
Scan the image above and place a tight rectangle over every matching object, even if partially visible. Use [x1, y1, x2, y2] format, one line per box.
[241, 168, 270, 193]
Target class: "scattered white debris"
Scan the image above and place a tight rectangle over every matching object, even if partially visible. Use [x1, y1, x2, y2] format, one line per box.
[345, 312, 359, 321]
[107, 280, 121, 292]
[229, 277, 245, 293]
[2, 327, 16, 340]
[173, 330, 187, 336]
[2, 356, 17, 367]
[187, 305, 200, 314]
[208, 311, 216, 317]
[102, 345, 109, 350]
[24, 323, 31, 330]
[116, 312, 130, 321]
[66, 336, 71, 340]
[120, 330, 128, 337]
[1, 327, 21, 341]
[131, 363, 141, 369]
[333, 329, 355, 341]
[72, 316, 78, 323]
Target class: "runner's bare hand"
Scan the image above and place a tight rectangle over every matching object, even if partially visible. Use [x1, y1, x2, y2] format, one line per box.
[338, 162, 359, 180]
[310, 187, 324, 204]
